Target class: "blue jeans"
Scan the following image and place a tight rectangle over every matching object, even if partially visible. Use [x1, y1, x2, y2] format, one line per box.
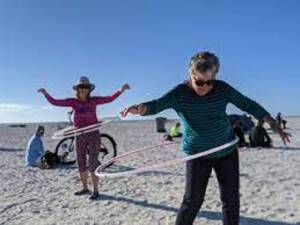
[176, 149, 240, 225]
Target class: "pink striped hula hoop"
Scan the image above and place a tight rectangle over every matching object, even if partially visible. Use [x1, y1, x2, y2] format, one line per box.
[95, 138, 239, 178]
[52, 116, 120, 139]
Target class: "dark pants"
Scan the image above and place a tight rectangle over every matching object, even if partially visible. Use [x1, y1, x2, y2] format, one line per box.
[176, 149, 240, 225]
[75, 131, 101, 172]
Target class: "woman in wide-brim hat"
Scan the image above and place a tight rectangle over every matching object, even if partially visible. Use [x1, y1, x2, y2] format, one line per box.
[38, 76, 130, 200]
[72, 76, 96, 92]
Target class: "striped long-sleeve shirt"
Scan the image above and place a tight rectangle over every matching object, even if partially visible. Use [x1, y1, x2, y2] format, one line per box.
[142, 80, 270, 159]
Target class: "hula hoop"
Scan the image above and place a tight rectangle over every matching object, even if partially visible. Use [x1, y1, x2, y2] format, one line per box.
[52, 125, 102, 139]
[55, 116, 120, 135]
[52, 116, 120, 139]
[95, 138, 239, 178]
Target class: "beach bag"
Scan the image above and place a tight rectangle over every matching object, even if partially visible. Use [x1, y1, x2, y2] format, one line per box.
[42, 151, 60, 167]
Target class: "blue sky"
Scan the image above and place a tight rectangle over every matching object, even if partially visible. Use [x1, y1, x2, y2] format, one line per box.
[0, 0, 299, 123]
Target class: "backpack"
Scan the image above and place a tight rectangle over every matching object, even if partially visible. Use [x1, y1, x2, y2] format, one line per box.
[41, 151, 60, 167]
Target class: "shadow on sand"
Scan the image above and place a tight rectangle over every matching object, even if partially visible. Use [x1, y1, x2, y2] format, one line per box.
[240, 146, 300, 152]
[100, 164, 184, 177]
[99, 194, 298, 225]
[272, 146, 300, 151]
[0, 148, 24, 152]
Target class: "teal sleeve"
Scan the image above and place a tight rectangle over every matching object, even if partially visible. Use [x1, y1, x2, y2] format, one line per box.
[226, 83, 271, 120]
[142, 88, 177, 116]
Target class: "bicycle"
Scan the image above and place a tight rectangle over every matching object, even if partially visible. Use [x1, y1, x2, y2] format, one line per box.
[54, 110, 117, 168]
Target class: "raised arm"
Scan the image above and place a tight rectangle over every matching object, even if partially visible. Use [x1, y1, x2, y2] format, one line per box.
[38, 88, 74, 107]
[226, 83, 270, 121]
[225, 82, 291, 144]
[121, 86, 178, 117]
[94, 83, 130, 105]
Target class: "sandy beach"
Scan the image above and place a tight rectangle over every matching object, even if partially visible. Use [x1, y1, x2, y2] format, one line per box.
[0, 118, 299, 225]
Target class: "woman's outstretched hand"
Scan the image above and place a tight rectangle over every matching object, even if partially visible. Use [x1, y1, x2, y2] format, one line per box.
[120, 83, 130, 93]
[120, 104, 147, 117]
[265, 117, 291, 145]
[38, 88, 48, 96]
[274, 126, 292, 145]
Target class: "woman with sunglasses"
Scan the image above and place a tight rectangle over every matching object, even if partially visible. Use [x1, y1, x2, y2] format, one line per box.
[38, 76, 130, 200]
[121, 52, 290, 225]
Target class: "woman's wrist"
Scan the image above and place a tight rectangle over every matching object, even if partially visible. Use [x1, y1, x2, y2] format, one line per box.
[264, 116, 280, 132]
[138, 104, 147, 115]
[119, 88, 126, 95]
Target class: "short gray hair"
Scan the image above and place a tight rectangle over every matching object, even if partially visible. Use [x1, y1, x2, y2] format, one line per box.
[189, 51, 220, 73]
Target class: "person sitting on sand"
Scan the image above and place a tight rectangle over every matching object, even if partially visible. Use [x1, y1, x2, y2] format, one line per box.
[164, 122, 183, 141]
[25, 125, 47, 168]
[233, 121, 249, 147]
[170, 122, 183, 138]
[38, 76, 130, 200]
[249, 120, 272, 148]
[121, 51, 290, 225]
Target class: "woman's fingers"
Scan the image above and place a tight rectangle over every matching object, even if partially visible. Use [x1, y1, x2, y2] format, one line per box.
[284, 133, 291, 143]
[121, 83, 130, 92]
[124, 83, 130, 90]
[121, 105, 140, 117]
[120, 108, 129, 117]
[280, 131, 291, 145]
[38, 88, 47, 95]
[120, 106, 133, 117]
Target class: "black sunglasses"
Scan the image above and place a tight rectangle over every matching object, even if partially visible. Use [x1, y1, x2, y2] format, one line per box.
[190, 69, 215, 87]
[194, 79, 215, 87]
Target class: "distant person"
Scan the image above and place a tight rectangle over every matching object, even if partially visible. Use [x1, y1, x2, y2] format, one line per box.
[233, 121, 248, 147]
[25, 126, 46, 168]
[276, 112, 288, 129]
[276, 112, 283, 128]
[282, 119, 287, 129]
[164, 122, 182, 141]
[249, 120, 272, 148]
[170, 122, 182, 138]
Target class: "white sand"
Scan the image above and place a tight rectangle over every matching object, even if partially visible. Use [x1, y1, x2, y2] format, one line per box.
[0, 118, 299, 225]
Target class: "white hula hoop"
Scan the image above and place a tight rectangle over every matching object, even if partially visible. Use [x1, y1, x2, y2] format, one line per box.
[95, 138, 239, 178]
[55, 116, 120, 135]
[52, 116, 120, 139]
[52, 125, 102, 139]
